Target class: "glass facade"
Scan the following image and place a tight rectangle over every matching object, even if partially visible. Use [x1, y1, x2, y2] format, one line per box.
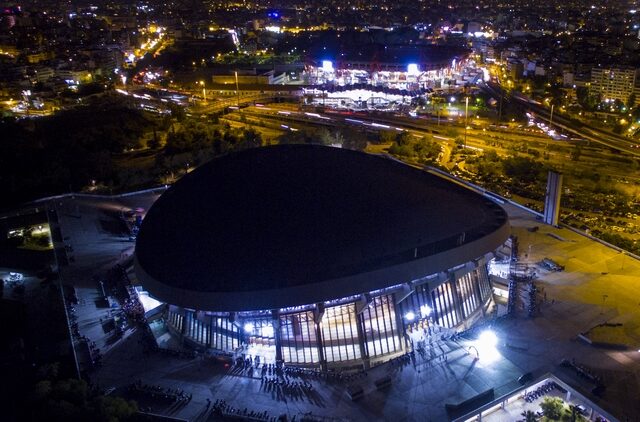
[432, 282, 459, 328]
[162, 263, 493, 368]
[211, 316, 240, 351]
[280, 311, 319, 364]
[321, 303, 361, 362]
[361, 295, 401, 358]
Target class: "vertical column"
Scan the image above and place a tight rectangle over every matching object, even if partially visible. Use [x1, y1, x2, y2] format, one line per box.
[204, 313, 211, 349]
[180, 308, 188, 336]
[356, 313, 370, 370]
[314, 304, 326, 371]
[272, 310, 282, 363]
[393, 291, 407, 352]
[209, 314, 215, 349]
[180, 308, 190, 347]
[448, 272, 465, 326]
[469, 270, 485, 317]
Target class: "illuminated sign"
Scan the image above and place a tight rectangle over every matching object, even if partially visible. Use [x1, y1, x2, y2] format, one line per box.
[322, 60, 334, 72]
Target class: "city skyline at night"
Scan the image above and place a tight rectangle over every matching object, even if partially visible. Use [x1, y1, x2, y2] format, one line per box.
[1, 1, 640, 421]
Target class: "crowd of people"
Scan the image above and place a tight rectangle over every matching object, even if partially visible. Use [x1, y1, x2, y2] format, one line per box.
[230, 357, 370, 385]
[210, 399, 283, 422]
[561, 358, 603, 385]
[68, 304, 103, 368]
[127, 380, 192, 405]
[122, 296, 145, 323]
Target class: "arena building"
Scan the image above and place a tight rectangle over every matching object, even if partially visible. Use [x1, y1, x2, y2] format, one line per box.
[135, 145, 509, 369]
[306, 44, 470, 91]
[302, 44, 473, 110]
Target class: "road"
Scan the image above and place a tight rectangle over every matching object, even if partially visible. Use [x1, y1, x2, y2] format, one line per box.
[480, 82, 640, 157]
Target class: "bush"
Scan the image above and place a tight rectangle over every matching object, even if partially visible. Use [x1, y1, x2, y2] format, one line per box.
[541, 396, 564, 419]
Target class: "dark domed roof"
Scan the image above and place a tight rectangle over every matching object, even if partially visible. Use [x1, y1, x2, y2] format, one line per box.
[135, 145, 508, 310]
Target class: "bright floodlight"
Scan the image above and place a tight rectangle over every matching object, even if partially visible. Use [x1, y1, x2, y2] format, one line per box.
[478, 330, 497, 348]
[405, 311, 416, 321]
[261, 325, 274, 337]
[244, 322, 254, 333]
[449, 96, 456, 103]
[322, 60, 334, 72]
[420, 304, 432, 317]
[407, 63, 419, 75]
[482, 68, 490, 82]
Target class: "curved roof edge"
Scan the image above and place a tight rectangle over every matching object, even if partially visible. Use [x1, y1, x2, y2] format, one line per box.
[135, 219, 510, 312]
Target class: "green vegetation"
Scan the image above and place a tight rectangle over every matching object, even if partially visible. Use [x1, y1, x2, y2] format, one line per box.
[387, 131, 441, 163]
[0, 95, 160, 207]
[31, 377, 137, 422]
[537, 396, 589, 421]
[541, 397, 564, 419]
[278, 126, 368, 151]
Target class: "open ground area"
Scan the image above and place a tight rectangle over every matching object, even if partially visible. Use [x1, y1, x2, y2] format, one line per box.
[15, 178, 635, 421]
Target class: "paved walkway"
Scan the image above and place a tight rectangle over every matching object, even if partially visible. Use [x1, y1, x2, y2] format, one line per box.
[48, 193, 161, 372]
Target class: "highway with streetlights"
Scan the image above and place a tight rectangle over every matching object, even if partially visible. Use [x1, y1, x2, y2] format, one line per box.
[480, 81, 640, 157]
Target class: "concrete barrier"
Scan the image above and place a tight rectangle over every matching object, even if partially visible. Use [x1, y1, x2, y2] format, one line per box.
[374, 375, 392, 390]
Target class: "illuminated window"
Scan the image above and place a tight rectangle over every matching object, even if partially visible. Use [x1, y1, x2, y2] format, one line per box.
[361, 295, 401, 357]
[280, 311, 319, 364]
[321, 304, 361, 362]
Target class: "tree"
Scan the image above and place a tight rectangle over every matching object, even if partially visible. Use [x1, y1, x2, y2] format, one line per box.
[168, 102, 186, 122]
[570, 146, 582, 161]
[413, 137, 441, 162]
[342, 132, 368, 150]
[395, 131, 412, 146]
[237, 128, 263, 150]
[521, 410, 538, 422]
[576, 87, 589, 109]
[628, 93, 636, 110]
[32, 378, 138, 422]
[568, 404, 579, 422]
[148, 130, 161, 149]
[540, 396, 564, 419]
[379, 130, 397, 144]
[502, 156, 545, 184]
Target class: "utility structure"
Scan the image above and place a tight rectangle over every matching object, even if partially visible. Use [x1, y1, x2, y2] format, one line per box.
[543, 171, 563, 226]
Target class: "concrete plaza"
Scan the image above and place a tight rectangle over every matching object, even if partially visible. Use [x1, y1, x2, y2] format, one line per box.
[43, 191, 640, 421]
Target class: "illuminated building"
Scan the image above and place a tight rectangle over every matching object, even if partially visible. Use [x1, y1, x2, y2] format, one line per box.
[135, 145, 509, 369]
[590, 67, 640, 106]
[305, 44, 469, 91]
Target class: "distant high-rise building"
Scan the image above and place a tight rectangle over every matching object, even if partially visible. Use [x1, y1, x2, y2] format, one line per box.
[590, 67, 639, 106]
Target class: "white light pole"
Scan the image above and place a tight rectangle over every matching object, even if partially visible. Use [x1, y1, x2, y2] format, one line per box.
[464, 96, 469, 147]
[550, 103, 554, 126]
[200, 80, 206, 102]
[234, 70, 240, 106]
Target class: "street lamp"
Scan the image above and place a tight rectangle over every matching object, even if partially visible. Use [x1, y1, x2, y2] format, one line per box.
[199, 80, 206, 102]
[473, 330, 500, 363]
[234, 70, 240, 106]
[550, 103, 554, 127]
[464, 96, 469, 148]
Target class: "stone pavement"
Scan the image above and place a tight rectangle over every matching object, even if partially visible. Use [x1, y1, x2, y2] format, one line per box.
[45, 192, 640, 421]
[47, 193, 162, 373]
